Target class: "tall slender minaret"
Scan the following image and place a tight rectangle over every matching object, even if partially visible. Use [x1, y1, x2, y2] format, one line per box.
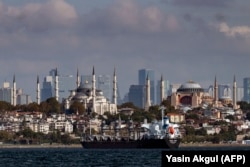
[55, 68, 59, 101]
[92, 66, 96, 113]
[76, 68, 80, 88]
[113, 67, 117, 105]
[214, 76, 218, 107]
[36, 75, 40, 105]
[145, 74, 151, 111]
[233, 75, 237, 110]
[160, 75, 164, 103]
[13, 74, 16, 106]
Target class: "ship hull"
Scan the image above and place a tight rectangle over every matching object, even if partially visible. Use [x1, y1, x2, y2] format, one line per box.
[81, 138, 180, 149]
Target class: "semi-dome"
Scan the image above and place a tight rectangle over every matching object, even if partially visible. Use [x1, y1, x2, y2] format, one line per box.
[177, 80, 204, 93]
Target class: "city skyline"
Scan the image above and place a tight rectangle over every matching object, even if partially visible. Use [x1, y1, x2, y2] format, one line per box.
[0, 0, 250, 102]
[0, 67, 245, 104]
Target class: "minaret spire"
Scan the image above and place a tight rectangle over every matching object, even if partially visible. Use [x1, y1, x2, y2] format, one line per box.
[233, 75, 237, 110]
[37, 75, 40, 104]
[92, 66, 96, 113]
[13, 74, 16, 106]
[76, 68, 80, 88]
[160, 75, 164, 103]
[214, 75, 218, 107]
[55, 68, 59, 101]
[113, 67, 117, 106]
[145, 73, 151, 111]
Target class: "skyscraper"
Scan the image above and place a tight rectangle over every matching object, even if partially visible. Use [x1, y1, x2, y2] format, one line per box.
[41, 76, 53, 102]
[0, 82, 12, 104]
[128, 85, 144, 108]
[138, 69, 155, 105]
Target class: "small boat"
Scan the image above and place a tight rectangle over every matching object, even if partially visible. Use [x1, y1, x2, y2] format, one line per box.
[80, 115, 181, 149]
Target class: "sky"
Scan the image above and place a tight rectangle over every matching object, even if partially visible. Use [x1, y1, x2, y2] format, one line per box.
[0, 0, 250, 101]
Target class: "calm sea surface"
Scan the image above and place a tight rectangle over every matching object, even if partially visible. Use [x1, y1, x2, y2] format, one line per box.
[0, 147, 249, 167]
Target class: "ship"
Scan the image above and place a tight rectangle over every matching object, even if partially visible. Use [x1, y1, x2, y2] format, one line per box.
[80, 115, 181, 149]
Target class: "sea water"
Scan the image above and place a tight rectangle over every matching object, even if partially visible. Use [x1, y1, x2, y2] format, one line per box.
[0, 147, 249, 167]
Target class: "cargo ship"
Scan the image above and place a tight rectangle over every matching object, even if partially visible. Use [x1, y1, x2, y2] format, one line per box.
[80, 115, 181, 149]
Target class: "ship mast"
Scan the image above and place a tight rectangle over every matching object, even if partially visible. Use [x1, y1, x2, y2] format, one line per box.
[159, 106, 166, 130]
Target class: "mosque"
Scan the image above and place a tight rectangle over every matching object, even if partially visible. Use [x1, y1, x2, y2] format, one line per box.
[62, 67, 118, 115]
[169, 76, 238, 110]
[144, 75, 238, 110]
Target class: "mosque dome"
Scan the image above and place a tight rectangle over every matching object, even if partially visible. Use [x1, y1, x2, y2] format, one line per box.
[177, 80, 204, 93]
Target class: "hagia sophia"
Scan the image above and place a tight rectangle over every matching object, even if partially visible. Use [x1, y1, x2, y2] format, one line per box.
[145, 75, 239, 111]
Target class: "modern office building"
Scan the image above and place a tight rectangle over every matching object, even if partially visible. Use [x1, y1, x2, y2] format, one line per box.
[16, 89, 32, 105]
[138, 69, 155, 105]
[128, 85, 144, 108]
[0, 82, 12, 104]
[41, 76, 53, 102]
[237, 87, 244, 102]
[218, 84, 231, 99]
[243, 78, 250, 103]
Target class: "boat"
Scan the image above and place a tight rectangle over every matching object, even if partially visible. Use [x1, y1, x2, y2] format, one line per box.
[80, 115, 181, 149]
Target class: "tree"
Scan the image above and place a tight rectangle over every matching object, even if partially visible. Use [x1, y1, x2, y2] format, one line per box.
[26, 102, 40, 112]
[0, 101, 13, 112]
[46, 97, 61, 114]
[69, 101, 85, 115]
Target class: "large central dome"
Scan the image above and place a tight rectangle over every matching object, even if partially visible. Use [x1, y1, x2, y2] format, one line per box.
[177, 80, 204, 92]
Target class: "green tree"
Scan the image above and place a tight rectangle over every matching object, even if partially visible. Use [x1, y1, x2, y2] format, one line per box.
[0, 101, 13, 112]
[46, 97, 61, 114]
[69, 101, 85, 115]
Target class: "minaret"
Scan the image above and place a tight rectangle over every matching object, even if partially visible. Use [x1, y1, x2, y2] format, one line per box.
[36, 75, 40, 105]
[113, 67, 117, 105]
[233, 75, 237, 110]
[214, 76, 218, 107]
[145, 74, 151, 111]
[13, 74, 16, 106]
[55, 68, 59, 101]
[76, 68, 80, 88]
[160, 75, 164, 103]
[92, 66, 96, 113]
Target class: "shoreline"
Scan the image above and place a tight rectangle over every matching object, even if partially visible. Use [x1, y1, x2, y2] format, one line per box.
[0, 143, 249, 149]
[179, 143, 250, 147]
[0, 143, 82, 149]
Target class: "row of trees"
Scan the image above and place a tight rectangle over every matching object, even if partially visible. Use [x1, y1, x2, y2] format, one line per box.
[0, 129, 78, 145]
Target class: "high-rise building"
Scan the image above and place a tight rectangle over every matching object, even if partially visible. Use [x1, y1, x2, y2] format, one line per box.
[128, 85, 144, 108]
[16, 88, 32, 105]
[0, 82, 12, 104]
[41, 76, 53, 102]
[243, 78, 250, 103]
[156, 79, 170, 104]
[138, 69, 155, 105]
[218, 84, 231, 99]
[237, 87, 244, 102]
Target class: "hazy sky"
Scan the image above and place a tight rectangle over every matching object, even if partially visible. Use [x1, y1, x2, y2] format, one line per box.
[0, 0, 250, 100]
